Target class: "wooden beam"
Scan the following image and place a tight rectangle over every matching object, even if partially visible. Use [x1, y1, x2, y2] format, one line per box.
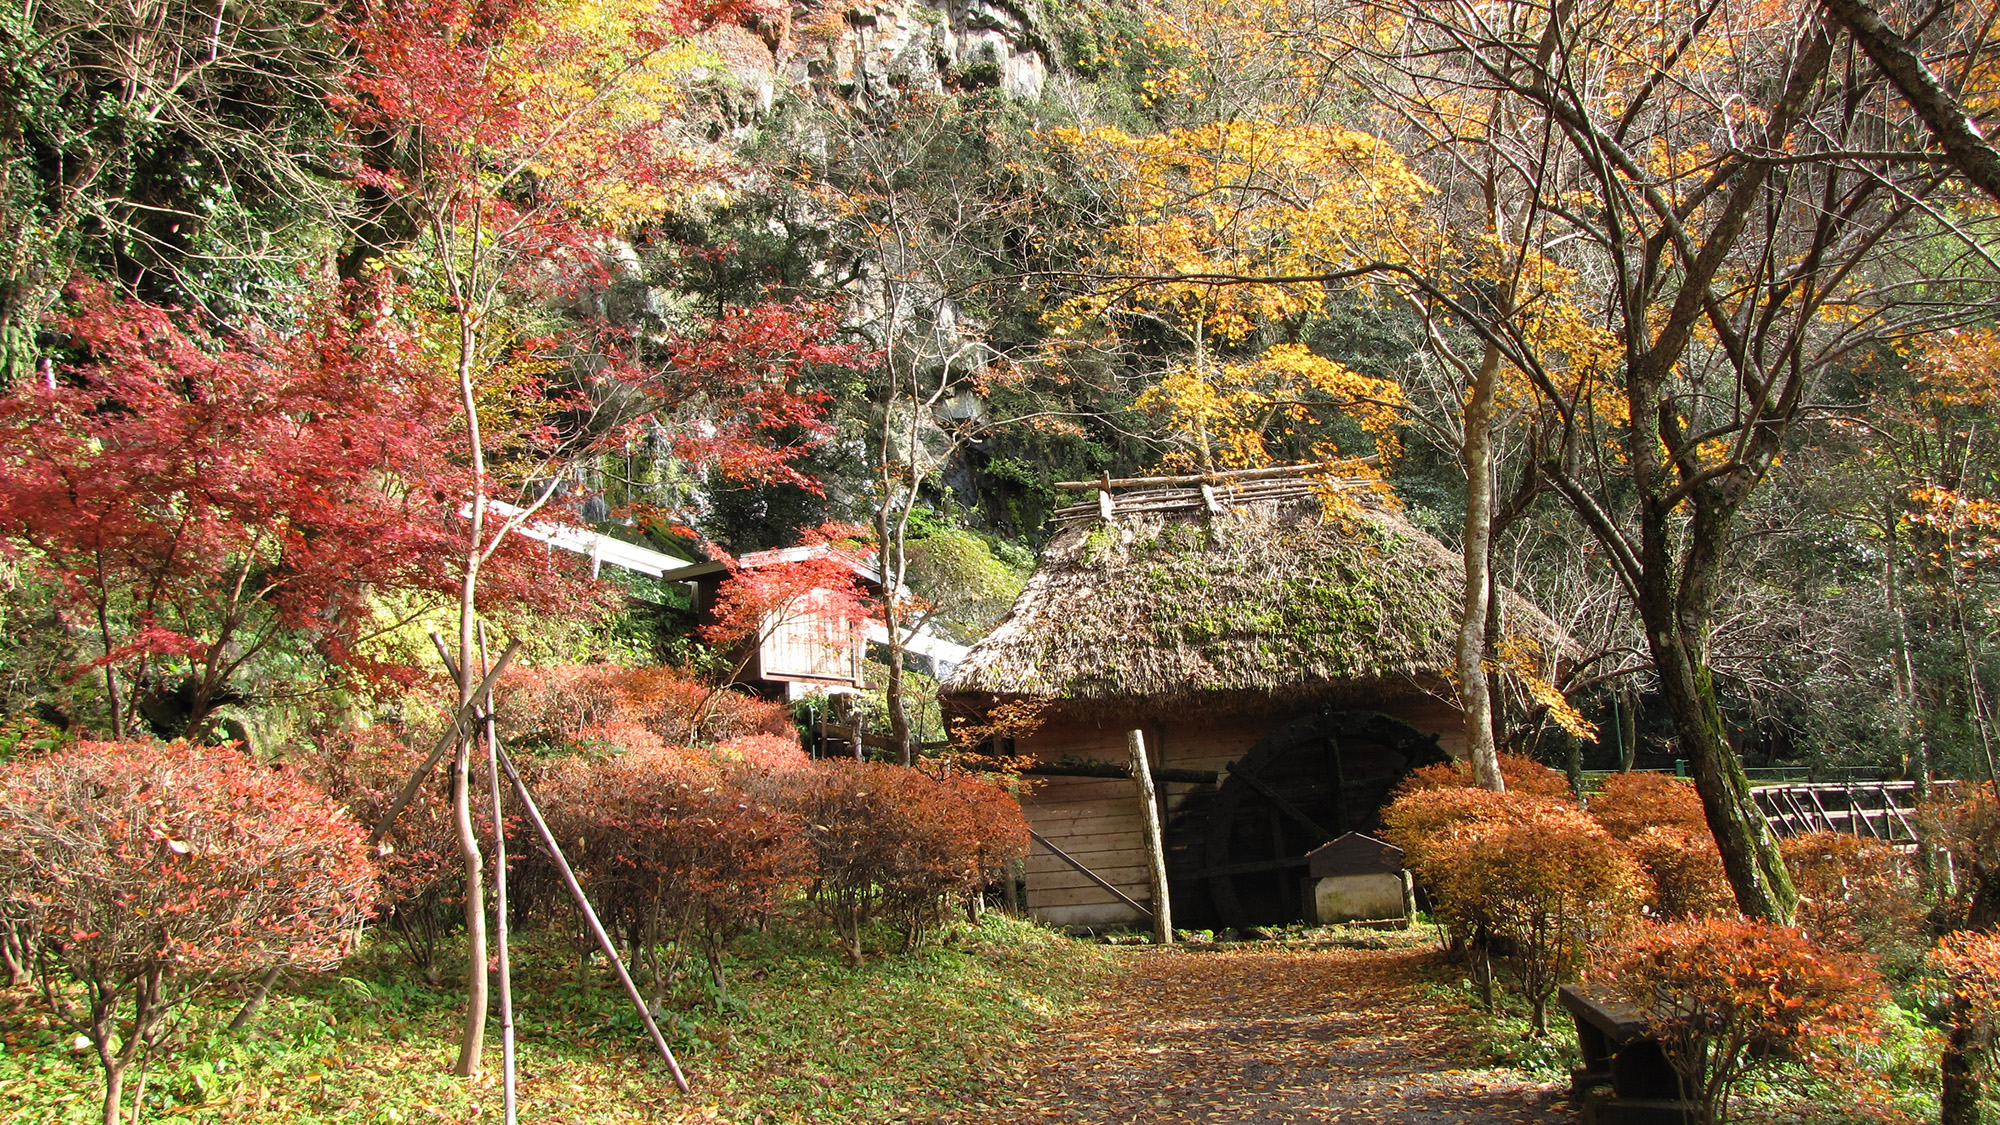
[1192, 855, 1312, 879]
[1028, 830, 1152, 920]
[1020, 761, 1219, 784]
[1129, 730, 1173, 945]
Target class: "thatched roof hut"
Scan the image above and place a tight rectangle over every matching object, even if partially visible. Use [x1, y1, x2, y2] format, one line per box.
[942, 494, 1567, 717]
[939, 472, 1572, 931]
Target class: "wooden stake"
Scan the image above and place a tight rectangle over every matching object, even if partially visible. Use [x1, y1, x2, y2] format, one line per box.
[1128, 729, 1173, 945]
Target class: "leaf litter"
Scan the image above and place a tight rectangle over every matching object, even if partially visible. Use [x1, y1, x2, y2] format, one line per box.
[920, 943, 1576, 1125]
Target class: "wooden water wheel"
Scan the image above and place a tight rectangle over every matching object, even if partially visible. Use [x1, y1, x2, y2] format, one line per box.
[1164, 710, 1447, 929]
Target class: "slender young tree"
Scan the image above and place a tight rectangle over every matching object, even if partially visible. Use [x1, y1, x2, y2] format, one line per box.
[336, 0, 840, 1074]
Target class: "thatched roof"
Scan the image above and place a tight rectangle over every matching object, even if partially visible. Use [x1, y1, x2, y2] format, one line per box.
[940, 494, 1569, 716]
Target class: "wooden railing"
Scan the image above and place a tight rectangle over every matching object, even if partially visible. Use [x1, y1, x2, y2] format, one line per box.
[1750, 780, 1956, 845]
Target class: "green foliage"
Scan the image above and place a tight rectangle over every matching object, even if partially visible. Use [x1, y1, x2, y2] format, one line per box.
[904, 521, 1031, 643]
[0, 915, 1107, 1124]
[0, 0, 352, 320]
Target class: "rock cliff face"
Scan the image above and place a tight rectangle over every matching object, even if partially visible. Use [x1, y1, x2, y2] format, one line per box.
[714, 0, 1053, 115]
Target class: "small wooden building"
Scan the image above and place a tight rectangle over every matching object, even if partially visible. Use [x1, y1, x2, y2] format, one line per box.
[939, 467, 1569, 930]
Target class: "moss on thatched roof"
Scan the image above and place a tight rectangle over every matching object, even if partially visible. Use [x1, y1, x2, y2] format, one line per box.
[940, 497, 1567, 711]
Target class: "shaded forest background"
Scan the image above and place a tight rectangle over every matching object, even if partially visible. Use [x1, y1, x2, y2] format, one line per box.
[3, 0, 2000, 790]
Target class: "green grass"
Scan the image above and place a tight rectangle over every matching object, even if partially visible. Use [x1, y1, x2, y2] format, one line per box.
[0, 913, 1111, 1124]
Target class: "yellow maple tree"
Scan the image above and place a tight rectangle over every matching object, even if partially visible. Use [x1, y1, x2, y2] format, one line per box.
[1046, 107, 1431, 475]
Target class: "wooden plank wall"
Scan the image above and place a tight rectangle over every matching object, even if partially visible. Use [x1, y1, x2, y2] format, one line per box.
[1018, 695, 1464, 927]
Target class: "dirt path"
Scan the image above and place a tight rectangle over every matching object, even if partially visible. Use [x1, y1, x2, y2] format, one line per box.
[938, 944, 1578, 1125]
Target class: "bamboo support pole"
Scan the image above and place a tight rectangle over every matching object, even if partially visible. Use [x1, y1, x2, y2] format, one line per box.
[369, 640, 522, 847]
[494, 743, 691, 1092]
[478, 625, 518, 1124]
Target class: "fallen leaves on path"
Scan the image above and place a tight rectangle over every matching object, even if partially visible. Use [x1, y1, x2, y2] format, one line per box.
[924, 944, 1576, 1125]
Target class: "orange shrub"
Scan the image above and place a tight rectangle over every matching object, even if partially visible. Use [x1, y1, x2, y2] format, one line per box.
[1929, 929, 2000, 1023]
[1589, 772, 1708, 840]
[1624, 826, 1735, 921]
[1381, 784, 1523, 908]
[1394, 753, 1574, 800]
[1928, 930, 2000, 1125]
[1781, 832, 1924, 956]
[1600, 919, 1886, 1125]
[1382, 786, 1645, 1030]
[1919, 782, 2000, 929]
[1466, 803, 1645, 1032]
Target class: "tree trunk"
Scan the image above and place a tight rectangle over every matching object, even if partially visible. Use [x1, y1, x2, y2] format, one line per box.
[1647, 631, 1797, 922]
[452, 733, 487, 1077]
[100, 1057, 124, 1125]
[1459, 340, 1505, 792]
[1620, 688, 1638, 771]
[451, 305, 490, 1078]
[874, 506, 914, 766]
[1941, 994, 1989, 1125]
[1821, 0, 2000, 204]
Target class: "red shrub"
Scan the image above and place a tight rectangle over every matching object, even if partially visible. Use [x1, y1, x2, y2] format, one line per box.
[293, 726, 464, 983]
[537, 746, 811, 1000]
[713, 732, 811, 773]
[499, 664, 793, 751]
[784, 760, 898, 964]
[879, 770, 1031, 947]
[784, 761, 1027, 962]
[0, 742, 377, 1125]
[1624, 826, 1735, 921]
[1781, 832, 1925, 956]
[1599, 919, 1886, 1125]
[1589, 772, 1709, 841]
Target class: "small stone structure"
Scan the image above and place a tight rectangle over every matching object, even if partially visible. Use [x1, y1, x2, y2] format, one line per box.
[1304, 833, 1412, 925]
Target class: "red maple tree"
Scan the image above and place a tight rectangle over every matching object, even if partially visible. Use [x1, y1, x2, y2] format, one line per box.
[691, 523, 880, 733]
[0, 282, 593, 739]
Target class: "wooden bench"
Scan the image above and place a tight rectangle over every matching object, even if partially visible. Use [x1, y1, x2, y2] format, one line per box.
[1558, 986, 1697, 1125]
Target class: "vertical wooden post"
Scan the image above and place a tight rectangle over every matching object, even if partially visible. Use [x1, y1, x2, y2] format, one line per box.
[1128, 729, 1172, 945]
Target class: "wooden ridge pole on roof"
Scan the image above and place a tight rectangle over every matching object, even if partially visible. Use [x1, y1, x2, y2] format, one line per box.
[1053, 458, 1378, 492]
[1128, 729, 1173, 945]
